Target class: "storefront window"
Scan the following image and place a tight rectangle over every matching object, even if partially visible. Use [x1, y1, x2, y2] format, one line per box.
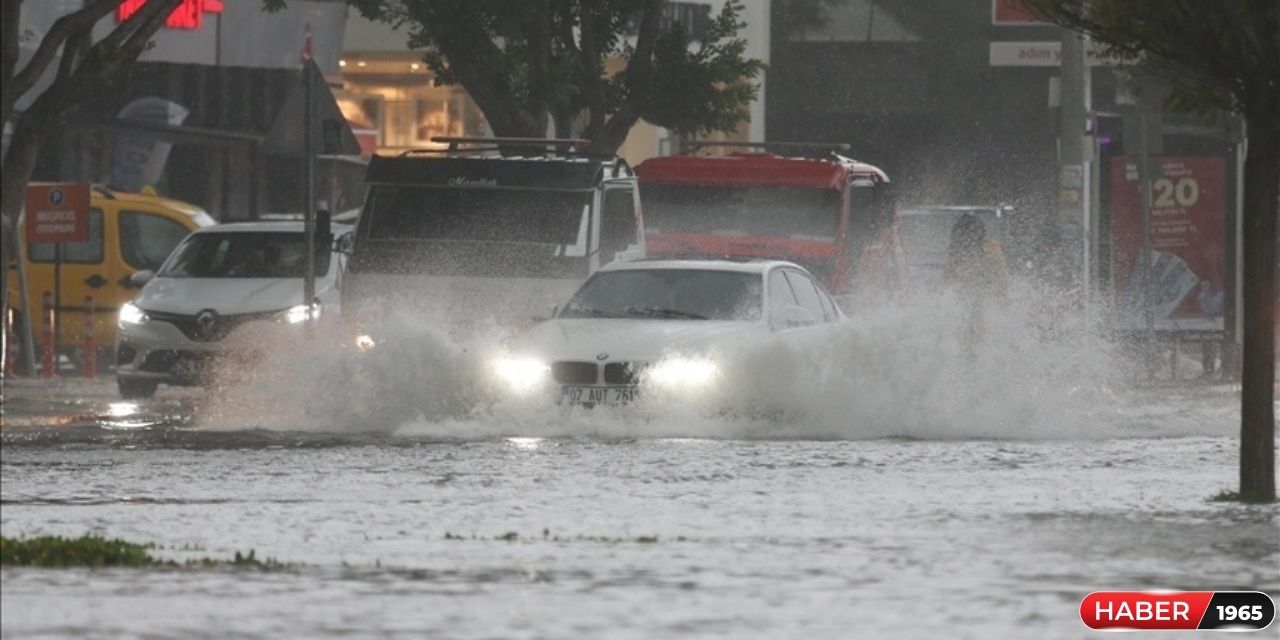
[336, 53, 485, 154]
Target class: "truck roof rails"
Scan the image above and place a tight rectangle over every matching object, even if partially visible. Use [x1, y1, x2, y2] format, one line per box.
[683, 140, 852, 157]
[434, 136, 590, 151]
[391, 136, 635, 177]
[395, 136, 593, 157]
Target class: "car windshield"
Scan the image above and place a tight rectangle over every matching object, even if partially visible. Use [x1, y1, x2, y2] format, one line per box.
[561, 269, 762, 321]
[643, 185, 840, 239]
[158, 231, 330, 278]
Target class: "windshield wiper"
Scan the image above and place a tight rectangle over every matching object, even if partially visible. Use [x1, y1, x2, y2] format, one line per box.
[564, 305, 622, 318]
[624, 306, 708, 320]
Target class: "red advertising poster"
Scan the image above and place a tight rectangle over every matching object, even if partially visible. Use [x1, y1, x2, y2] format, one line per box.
[1110, 156, 1227, 331]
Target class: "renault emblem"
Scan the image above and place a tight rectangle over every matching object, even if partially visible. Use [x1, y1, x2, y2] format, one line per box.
[196, 310, 218, 336]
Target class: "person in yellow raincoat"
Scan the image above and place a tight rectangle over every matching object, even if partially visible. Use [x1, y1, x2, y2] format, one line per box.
[945, 213, 1009, 355]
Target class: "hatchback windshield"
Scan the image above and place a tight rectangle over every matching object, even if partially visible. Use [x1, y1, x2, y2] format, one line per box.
[561, 269, 762, 321]
[159, 232, 330, 278]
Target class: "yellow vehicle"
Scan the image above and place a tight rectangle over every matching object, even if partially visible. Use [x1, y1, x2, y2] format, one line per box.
[7, 185, 214, 363]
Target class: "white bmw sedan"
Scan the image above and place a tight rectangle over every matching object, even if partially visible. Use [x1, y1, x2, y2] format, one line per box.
[491, 259, 847, 407]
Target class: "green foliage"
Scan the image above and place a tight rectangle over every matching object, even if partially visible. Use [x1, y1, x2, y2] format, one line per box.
[1021, 0, 1279, 125]
[344, 0, 763, 153]
[634, 0, 764, 138]
[0, 535, 156, 568]
[0, 535, 288, 570]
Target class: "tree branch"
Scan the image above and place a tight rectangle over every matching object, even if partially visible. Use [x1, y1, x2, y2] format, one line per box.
[6, 0, 115, 111]
[593, 0, 663, 152]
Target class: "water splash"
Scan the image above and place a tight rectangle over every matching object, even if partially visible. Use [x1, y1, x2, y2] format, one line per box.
[198, 281, 1229, 440]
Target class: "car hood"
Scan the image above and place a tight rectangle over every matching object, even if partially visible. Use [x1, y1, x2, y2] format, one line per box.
[134, 277, 335, 316]
[510, 318, 765, 362]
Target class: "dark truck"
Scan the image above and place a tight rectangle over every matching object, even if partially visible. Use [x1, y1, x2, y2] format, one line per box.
[342, 138, 644, 333]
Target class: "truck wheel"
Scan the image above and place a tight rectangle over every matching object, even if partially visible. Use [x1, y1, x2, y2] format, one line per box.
[117, 378, 158, 399]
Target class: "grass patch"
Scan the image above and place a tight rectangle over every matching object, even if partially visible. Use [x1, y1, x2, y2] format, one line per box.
[1210, 489, 1278, 504]
[0, 535, 156, 568]
[0, 535, 287, 570]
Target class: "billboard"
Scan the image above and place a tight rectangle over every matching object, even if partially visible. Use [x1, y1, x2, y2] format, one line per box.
[1110, 156, 1227, 332]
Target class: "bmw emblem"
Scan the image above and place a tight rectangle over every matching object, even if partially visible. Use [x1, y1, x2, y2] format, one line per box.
[596, 352, 609, 361]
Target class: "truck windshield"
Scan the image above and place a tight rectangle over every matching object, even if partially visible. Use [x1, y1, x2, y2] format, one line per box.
[561, 269, 763, 321]
[642, 185, 840, 239]
[159, 232, 329, 278]
[367, 186, 589, 245]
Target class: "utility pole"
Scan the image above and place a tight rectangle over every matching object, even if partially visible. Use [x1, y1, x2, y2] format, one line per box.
[1057, 26, 1091, 300]
[303, 61, 316, 338]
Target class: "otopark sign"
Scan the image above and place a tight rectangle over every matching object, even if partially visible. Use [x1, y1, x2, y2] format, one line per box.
[24, 183, 90, 245]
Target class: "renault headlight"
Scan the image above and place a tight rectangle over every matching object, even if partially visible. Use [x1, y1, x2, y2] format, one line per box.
[647, 357, 718, 388]
[280, 303, 321, 325]
[492, 356, 550, 395]
[118, 302, 148, 327]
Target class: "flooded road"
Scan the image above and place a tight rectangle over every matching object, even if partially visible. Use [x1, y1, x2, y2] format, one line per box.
[2, 380, 1276, 639]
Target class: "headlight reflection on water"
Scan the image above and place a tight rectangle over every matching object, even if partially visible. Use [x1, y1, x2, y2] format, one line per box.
[103, 401, 154, 430]
[506, 436, 544, 450]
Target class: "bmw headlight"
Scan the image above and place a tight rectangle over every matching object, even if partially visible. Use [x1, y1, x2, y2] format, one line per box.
[118, 302, 148, 327]
[492, 356, 550, 395]
[647, 357, 718, 388]
[280, 303, 321, 325]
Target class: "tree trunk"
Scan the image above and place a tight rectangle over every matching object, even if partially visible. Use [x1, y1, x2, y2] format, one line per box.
[1238, 112, 1278, 502]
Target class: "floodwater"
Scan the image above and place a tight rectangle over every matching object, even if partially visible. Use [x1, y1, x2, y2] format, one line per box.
[2, 294, 1278, 639]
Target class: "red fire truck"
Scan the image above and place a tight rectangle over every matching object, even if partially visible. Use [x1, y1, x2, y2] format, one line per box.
[634, 142, 903, 296]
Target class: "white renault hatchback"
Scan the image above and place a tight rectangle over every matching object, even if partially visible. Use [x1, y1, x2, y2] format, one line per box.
[490, 259, 846, 407]
[115, 221, 347, 398]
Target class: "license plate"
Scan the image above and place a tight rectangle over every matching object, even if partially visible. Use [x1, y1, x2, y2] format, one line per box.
[172, 357, 204, 376]
[561, 386, 638, 406]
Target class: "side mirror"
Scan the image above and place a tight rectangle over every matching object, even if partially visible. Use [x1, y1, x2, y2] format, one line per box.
[129, 270, 154, 288]
[774, 305, 815, 329]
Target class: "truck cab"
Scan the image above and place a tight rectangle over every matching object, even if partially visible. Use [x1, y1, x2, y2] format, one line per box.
[343, 138, 644, 333]
[634, 142, 901, 300]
